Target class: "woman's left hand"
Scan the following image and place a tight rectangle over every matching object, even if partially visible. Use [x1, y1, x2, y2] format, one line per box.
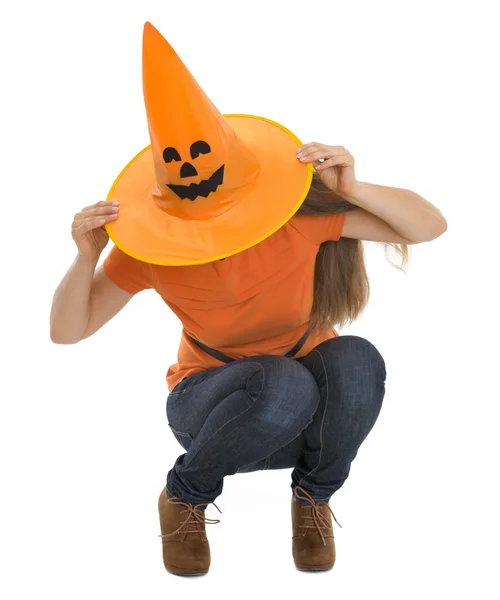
[297, 142, 360, 199]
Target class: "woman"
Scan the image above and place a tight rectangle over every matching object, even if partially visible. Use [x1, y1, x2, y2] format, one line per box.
[50, 22, 447, 576]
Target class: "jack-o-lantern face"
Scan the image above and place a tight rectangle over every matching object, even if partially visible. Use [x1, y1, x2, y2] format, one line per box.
[163, 140, 225, 201]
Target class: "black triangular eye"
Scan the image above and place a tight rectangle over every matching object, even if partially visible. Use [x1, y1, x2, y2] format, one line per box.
[190, 140, 211, 159]
[163, 147, 181, 163]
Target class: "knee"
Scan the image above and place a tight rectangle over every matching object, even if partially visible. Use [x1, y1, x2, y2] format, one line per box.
[317, 335, 386, 379]
[303, 336, 386, 412]
[247, 355, 320, 423]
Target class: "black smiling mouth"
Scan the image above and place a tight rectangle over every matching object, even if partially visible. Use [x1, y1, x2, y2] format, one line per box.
[167, 165, 225, 201]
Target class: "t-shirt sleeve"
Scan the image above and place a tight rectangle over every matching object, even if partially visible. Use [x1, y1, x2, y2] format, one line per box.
[102, 245, 154, 294]
[290, 213, 347, 245]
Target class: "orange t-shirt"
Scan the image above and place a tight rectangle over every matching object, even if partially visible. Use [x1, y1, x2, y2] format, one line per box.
[103, 212, 346, 392]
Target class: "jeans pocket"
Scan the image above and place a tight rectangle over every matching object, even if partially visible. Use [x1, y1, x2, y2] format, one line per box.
[169, 368, 218, 398]
[168, 423, 193, 451]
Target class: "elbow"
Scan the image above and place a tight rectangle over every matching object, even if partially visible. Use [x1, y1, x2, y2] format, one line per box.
[50, 333, 78, 345]
[50, 326, 81, 345]
[437, 213, 448, 235]
[417, 214, 448, 243]
[429, 214, 448, 240]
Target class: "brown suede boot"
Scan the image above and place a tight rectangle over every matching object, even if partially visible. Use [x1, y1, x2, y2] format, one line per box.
[158, 488, 221, 576]
[291, 485, 341, 571]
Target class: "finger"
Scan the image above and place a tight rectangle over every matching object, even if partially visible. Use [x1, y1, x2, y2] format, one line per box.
[81, 200, 120, 213]
[74, 204, 119, 222]
[298, 143, 345, 155]
[314, 158, 336, 170]
[298, 149, 330, 163]
[303, 147, 349, 161]
[298, 142, 322, 153]
[72, 213, 118, 231]
[73, 215, 115, 235]
[80, 200, 108, 212]
[315, 156, 351, 170]
[73, 217, 105, 234]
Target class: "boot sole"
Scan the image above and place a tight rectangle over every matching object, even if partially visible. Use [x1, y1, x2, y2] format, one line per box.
[165, 563, 209, 576]
[295, 563, 334, 571]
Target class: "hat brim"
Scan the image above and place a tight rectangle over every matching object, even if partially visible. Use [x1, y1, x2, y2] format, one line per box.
[105, 114, 313, 266]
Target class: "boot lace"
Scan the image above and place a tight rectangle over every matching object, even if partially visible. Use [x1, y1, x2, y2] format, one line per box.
[159, 496, 222, 543]
[293, 485, 342, 546]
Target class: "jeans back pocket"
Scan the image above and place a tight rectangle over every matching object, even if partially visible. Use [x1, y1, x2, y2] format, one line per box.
[168, 423, 193, 451]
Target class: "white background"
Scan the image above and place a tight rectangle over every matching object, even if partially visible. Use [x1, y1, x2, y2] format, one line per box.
[1, 0, 499, 597]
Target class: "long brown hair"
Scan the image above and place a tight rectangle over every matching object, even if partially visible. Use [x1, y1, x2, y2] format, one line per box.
[298, 172, 410, 333]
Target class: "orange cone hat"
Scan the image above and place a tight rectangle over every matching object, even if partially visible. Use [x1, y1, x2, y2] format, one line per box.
[105, 22, 313, 265]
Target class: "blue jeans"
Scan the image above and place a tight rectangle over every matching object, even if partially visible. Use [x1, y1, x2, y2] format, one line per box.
[165, 335, 386, 508]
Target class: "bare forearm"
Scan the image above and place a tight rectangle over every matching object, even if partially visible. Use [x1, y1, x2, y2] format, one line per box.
[50, 253, 98, 343]
[345, 181, 448, 242]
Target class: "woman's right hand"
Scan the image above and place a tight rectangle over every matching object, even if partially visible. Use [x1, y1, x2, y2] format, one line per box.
[71, 200, 120, 262]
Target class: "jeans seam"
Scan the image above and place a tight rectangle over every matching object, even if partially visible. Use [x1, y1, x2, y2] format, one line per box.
[297, 348, 328, 486]
[179, 363, 265, 468]
[181, 399, 257, 468]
